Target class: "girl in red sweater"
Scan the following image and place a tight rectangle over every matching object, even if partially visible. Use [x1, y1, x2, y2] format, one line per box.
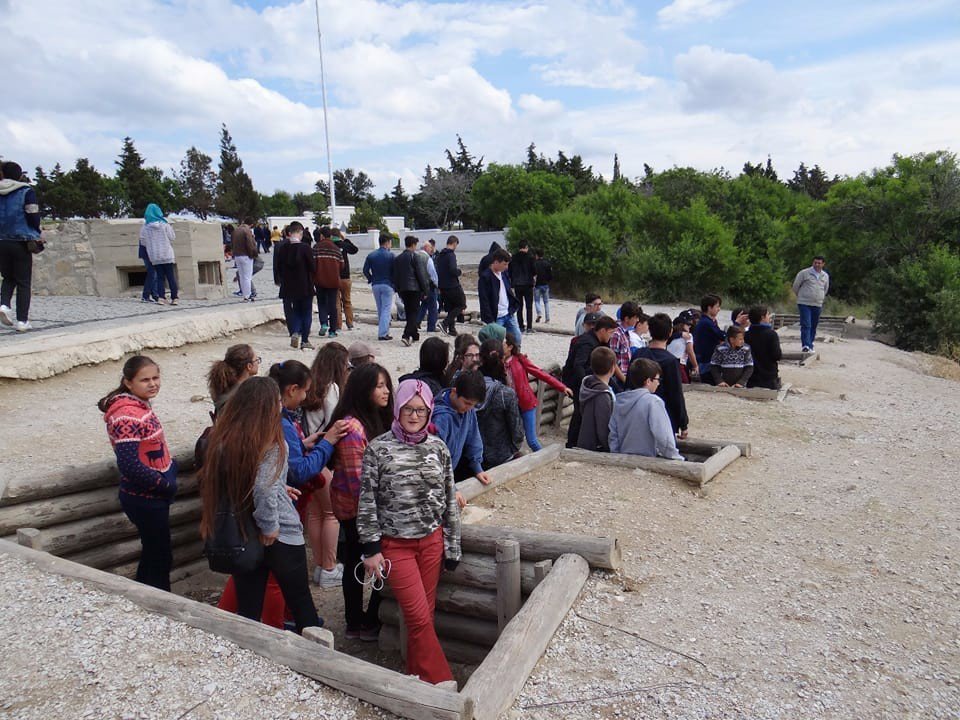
[503, 333, 573, 452]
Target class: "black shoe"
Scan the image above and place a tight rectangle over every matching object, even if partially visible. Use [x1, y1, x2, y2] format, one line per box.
[378, 335, 393, 341]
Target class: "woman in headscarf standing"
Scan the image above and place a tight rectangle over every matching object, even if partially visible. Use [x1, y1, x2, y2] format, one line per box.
[140, 203, 178, 305]
[357, 379, 461, 686]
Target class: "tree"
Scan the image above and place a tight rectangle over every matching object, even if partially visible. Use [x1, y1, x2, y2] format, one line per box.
[742, 156, 779, 182]
[787, 163, 838, 200]
[316, 168, 375, 206]
[115, 137, 165, 217]
[471, 164, 574, 230]
[410, 136, 485, 228]
[348, 202, 387, 232]
[612, 154, 622, 182]
[216, 124, 260, 221]
[177, 147, 216, 219]
[259, 190, 299, 217]
[508, 209, 615, 280]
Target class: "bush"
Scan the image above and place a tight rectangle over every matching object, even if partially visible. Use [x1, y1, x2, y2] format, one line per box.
[507, 209, 615, 279]
[873, 245, 960, 352]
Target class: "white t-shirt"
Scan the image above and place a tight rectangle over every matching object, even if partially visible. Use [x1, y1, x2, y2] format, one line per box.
[493, 271, 509, 318]
[667, 335, 693, 365]
[629, 330, 647, 350]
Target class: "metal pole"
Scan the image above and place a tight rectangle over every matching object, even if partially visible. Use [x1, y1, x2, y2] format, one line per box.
[315, 0, 336, 224]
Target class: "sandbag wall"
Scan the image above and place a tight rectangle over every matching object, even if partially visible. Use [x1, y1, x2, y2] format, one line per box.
[1, 450, 208, 583]
[530, 362, 574, 431]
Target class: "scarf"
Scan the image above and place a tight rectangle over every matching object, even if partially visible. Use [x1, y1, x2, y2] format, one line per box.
[391, 379, 434, 445]
[144, 203, 167, 224]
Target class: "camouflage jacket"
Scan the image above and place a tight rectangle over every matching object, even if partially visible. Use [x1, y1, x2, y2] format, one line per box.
[357, 431, 461, 561]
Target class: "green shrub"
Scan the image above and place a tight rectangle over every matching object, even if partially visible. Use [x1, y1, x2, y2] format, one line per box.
[507, 209, 615, 279]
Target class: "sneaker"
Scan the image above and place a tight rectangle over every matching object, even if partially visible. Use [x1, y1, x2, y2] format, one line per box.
[156, 298, 167, 305]
[378, 335, 393, 341]
[536, 315, 542, 323]
[300, 341, 315, 350]
[15, 321, 32, 332]
[401, 337, 412, 347]
[346, 324, 354, 331]
[318, 325, 328, 337]
[232, 290, 243, 297]
[170, 299, 179, 306]
[439, 325, 449, 336]
[140, 297, 156, 304]
[328, 330, 339, 338]
[290, 335, 301, 350]
[313, 564, 343, 588]
[801, 346, 812, 353]
[0, 305, 14, 326]
[344, 624, 381, 642]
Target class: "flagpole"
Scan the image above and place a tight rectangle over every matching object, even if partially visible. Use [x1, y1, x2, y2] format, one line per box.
[314, 0, 336, 224]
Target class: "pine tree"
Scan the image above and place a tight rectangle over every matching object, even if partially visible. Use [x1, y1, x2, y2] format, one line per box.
[115, 137, 164, 217]
[612, 154, 622, 182]
[177, 146, 217, 219]
[216, 124, 260, 221]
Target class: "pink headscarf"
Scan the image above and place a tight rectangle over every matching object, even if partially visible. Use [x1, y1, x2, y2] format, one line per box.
[391, 378, 435, 445]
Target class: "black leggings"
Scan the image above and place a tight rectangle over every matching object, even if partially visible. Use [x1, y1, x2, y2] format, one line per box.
[0, 240, 32, 322]
[233, 542, 320, 633]
[119, 493, 172, 592]
[339, 518, 382, 630]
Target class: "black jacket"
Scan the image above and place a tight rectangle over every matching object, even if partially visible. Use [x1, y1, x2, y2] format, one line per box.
[509, 251, 535, 288]
[478, 268, 519, 323]
[479, 241, 502, 275]
[435, 247, 462, 289]
[562, 331, 602, 392]
[534, 258, 553, 286]
[275, 241, 315, 299]
[392, 249, 430, 294]
[745, 324, 782, 389]
[334, 236, 358, 279]
[634, 347, 688, 433]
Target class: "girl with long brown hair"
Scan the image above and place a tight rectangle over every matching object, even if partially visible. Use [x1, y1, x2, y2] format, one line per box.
[199, 376, 321, 633]
[206, 343, 261, 414]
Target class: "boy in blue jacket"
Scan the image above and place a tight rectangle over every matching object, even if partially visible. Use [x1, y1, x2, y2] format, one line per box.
[431, 370, 491, 487]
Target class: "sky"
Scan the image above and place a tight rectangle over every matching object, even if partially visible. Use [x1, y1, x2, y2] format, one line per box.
[2, 0, 959, 197]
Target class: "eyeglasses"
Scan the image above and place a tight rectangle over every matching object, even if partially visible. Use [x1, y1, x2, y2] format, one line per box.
[652, 376, 661, 383]
[400, 406, 430, 417]
[590, 301, 603, 307]
[251, 356, 262, 364]
[464, 352, 480, 359]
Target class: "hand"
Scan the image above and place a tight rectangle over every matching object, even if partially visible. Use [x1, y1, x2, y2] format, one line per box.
[260, 530, 279, 546]
[717, 381, 729, 387]
[733, 383, 745, 388]
[563, 387, 574, 398]
[736, 311, 749, 326]
[285, 486, 302, 502]
[475, 471, 492, 486]
[455, 491, 466, 509]
[303, 430, 322, 450]
[323, 420, 350, 445]
[363, 552, 386, 580]
[679, 429, 689, 440]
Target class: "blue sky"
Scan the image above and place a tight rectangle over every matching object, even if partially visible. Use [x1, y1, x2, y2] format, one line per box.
[2, 0, 958, 199]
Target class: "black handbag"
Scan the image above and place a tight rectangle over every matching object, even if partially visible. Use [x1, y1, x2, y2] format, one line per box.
[203, 497, 264, 574]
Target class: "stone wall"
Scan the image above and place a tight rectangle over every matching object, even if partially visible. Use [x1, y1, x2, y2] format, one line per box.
[32, 220, 228, 300]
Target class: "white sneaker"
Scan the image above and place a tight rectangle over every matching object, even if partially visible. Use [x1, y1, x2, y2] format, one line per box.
[0, 305, 12, 326]
[15, 321, 31, 332]
[315, 564, 343, 589]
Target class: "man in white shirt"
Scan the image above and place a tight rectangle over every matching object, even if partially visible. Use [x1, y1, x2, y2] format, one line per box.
[477, 248, 522, 340]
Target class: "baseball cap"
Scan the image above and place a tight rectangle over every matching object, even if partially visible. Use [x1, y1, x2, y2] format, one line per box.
[583, 311, 604, 326]
[348, 341, 376, 361]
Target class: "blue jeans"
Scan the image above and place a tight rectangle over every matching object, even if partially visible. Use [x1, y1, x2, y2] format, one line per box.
[286, 296, 313, 341]
[416, 288, 439, 331]
[534, 285, 550, 322]
[154, 263, 178, 300]
[497, 314, 522, 341]
[798, 303, 822, 349]
[521, 408, 542, 452]
[372, 283, 394, 338]
[119, 493, 172, 591]
[138, 245, 159, 300]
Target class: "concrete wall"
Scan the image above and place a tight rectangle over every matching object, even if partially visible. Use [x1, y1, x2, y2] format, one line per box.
[33, 220, 228, 300]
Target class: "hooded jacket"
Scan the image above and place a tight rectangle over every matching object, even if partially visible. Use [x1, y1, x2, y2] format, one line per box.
[608, 388, 683, 460]
[576, 375, 615, 452]
[478, 267, 519, 323]
[432, 388, 484, 476]
[435, 246, 462, 289]
[476, 377, 523, 469]
[102, 394, 177, 502]
[478, 241, 502, 275]
[140, 222, 176, 265]
[745, 323, 782, 390]
[0, 180, 41, 240]
[508, 250, 535, 288]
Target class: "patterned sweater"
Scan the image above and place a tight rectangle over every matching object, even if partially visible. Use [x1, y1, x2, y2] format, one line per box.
[103, 394, 177, 502]
[709, 343, 755, 386]
[357, 432, 461, 561]
[330, 417, 368, 521]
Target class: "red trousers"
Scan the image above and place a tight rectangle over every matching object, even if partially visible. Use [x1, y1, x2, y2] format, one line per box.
[382, 529, 452, 684]
[218, 572, 287, 629]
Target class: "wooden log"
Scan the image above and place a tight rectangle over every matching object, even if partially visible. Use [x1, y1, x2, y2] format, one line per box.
[0, 474, 200, 536]
[20, 495, 202, 556]
[382, 582, 498, 620]
[561, 446, 706, 485]
[681, 382, 791, 402]
[456, 444, 562, 503]
[698, 444, 742, 485]
[0, 448, 197, 507]
[379, 622, 489, 666]
[495, 540, 521, 634]
[460, 524, 621, 571]
[463, 553, 590, 720]
[678, 437, 752, 458]
[533, 559, 552, 587]
[440, 553, 549, 595]
[167, 557, 212, 586]
[379, 599, 498, 648]
[107, 539, 205, 579]
[66, 520, 201, 570]
[0, 540, 471, 720]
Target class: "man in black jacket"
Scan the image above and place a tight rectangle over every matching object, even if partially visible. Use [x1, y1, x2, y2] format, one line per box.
[435, 235, 466, 336]
[509, 240, 536, 333]
[745, 305, 782, 389]
[332, 228, 358, 330]
[634, 313, 689, 439]
[562, 315, 617, 448]
[478, 248, 521, 340]
[392, 235, 431, 346]
[533, 248, 553, 324]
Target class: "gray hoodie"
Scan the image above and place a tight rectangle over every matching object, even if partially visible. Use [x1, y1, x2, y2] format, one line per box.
[577, 375, 615, 452]
[476, 377, 523, 469]
[608, 388, 683, 460]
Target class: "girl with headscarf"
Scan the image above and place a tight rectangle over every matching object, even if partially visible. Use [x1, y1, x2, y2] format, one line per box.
[357, 379, 461, 686]
[140, 203, 179, 305]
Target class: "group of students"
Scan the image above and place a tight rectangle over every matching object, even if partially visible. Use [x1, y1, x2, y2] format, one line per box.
[564, 295, 783, 461]
[98, 326, 573, 686]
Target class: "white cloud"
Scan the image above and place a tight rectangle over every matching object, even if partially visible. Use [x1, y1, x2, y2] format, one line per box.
[517, 94, 565, 117]
[658, 0, 741, 27]
[675, 45, 796, 115]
